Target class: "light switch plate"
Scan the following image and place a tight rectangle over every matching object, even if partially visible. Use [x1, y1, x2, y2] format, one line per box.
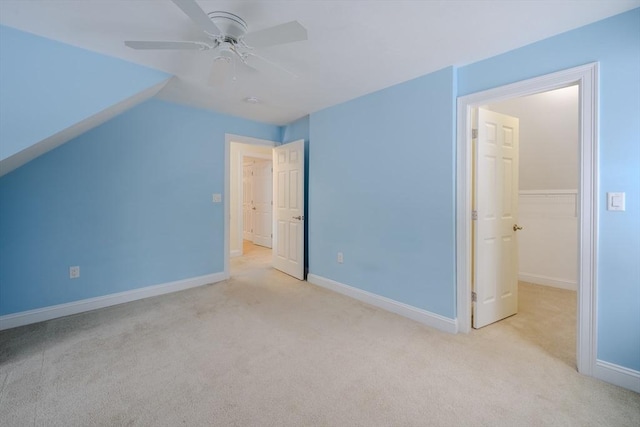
[212, 193, 222, 203]
[607, 192, 625, 211]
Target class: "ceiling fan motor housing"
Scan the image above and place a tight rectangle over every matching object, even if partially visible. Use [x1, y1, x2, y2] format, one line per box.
[207, 11, 248, 40]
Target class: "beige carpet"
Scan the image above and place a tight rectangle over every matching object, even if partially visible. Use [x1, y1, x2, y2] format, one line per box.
[1, 242, 638, 426]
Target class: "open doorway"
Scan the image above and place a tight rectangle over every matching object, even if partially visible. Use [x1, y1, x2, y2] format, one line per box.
[224, 135, 307, 281]
[225, 135, 276, 277]
[456, 63, 599, 377]
[230, 142, 273, 274]
[234, 153, 273, 276]
[471, 85, 580, 366]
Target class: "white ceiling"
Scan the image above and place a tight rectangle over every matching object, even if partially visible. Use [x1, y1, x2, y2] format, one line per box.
[1, 0, 638, 125]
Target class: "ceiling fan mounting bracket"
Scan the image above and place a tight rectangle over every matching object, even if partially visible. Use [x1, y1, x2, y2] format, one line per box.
[207, 11, 248, 40]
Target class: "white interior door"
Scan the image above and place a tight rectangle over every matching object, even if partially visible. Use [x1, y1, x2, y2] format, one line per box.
[252, 159, 273, 248]
[242, 162, 253, 241]
[273, 140, 305, 280]
[473, 108, 520, 328]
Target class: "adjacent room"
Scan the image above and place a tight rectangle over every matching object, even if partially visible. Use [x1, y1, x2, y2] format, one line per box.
[474, 85, 580, 365]
[1, 1, 639, 425]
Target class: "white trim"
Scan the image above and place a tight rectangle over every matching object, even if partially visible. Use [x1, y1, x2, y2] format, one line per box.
[308, 274, 458, 334]
[230, 249, 242, 258]
[0, 272, 225, 331]
[456, 63, 598, 377]
[224, 134, 277, 278]
[518, 274, 577, 291]
[0, 78, 171, 177]
[594, 360, 640, 393]
[225, 134, 277, 147]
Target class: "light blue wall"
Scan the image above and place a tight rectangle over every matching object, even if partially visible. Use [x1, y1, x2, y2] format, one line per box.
[1, 8, 637, 375]
[281, 115, 310, 145]
[459, 8, 640, 371]
[0, 25, 169, 160]
[309, 67, 457, 317]
[307, 9, 638, 371]
[0, 99, 280, 315]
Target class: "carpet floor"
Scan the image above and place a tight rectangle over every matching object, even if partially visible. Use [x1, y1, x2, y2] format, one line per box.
[1, 242, 638, 426]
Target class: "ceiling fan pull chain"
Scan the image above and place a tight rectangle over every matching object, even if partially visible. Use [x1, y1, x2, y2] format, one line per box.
[233, 55, 238, 81]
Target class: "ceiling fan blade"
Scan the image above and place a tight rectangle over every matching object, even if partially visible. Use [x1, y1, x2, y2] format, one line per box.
[124, 40, 209, 50]
[245, 52, 298, 78]
[237, 60, 258, 73]
[171, 0, 221, 36]
[242, 21, 307, 49]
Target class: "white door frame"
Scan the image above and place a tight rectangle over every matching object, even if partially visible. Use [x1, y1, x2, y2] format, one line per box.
[224, 134, 277, 278]
[456, 63, 599, 376]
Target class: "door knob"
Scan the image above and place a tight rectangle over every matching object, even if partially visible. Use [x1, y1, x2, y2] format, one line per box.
[252, 207, 256, 210]
[292, 215, 304, 220]
[513, 224, 523, 231]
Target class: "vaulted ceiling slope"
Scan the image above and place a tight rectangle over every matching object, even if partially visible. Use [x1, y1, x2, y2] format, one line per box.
[1, 0, 638, 127]
[0, 25, 170, 176]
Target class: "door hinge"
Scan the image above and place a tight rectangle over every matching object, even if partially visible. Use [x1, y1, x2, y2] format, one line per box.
[472, 129, 478, 139]
[472, 291, 477, 302]
[472, 210, 478, 220]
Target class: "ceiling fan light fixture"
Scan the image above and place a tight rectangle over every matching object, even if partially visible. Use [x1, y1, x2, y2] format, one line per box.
[213, 55, 231, 64]
[213, 45, 234, 63]
[244, 96, 260, 104]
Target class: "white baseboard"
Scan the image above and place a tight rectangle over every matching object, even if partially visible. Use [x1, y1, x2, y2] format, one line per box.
[0, 272, 227, 331]
[593, 359, 640, 393]
[519, 273, 577, 291]
[307, 274, 458, 334]
[230, 249, 242, 258]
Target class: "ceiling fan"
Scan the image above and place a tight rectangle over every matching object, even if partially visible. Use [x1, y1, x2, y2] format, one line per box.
[124, 0, 307, 84]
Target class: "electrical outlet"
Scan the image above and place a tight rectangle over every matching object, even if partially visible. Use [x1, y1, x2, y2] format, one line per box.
[212, 193, 222, 203]
[337, 252, 344, 264]
[69, 266, 80, 279]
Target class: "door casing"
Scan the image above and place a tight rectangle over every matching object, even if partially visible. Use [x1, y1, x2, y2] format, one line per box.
[456, 63, 599, 376]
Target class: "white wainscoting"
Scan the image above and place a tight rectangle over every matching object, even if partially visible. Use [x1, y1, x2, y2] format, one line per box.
[518, 190, 578, 290]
